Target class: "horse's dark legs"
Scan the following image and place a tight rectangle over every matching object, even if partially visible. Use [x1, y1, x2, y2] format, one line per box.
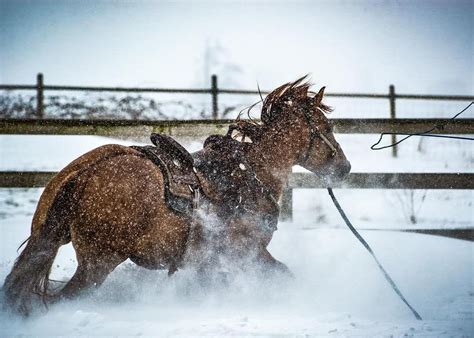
[257, 248, 294, 278]
[57, 252, 125, 300]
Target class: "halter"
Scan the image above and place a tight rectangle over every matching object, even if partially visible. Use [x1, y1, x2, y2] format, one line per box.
[301, 107, 338, 163]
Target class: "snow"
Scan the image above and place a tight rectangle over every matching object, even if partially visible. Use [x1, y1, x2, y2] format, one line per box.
[0, 210, 472, 336]
[0, 134, 472, 336]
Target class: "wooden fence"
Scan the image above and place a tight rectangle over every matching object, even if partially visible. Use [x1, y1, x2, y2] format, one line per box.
[1, 171, 472, 190]
[2, 73, 473, 120]
[1, 118, 473, 137]
[1, 73, 473, 156]
[1, 76, 473, 240]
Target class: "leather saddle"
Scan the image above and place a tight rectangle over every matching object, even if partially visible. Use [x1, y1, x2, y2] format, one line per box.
[131, 131, 279, 229]
[130, 133, 200, 214]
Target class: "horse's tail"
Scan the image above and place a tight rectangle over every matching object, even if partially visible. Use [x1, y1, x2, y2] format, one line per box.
[2, 177, 76, 317]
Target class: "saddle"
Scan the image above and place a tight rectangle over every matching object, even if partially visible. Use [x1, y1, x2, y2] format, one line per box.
[130, 133, 200, 214]
[131, 130, 279, 229]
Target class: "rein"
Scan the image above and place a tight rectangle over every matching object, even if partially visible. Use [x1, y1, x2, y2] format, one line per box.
[327, 188, 423, 321]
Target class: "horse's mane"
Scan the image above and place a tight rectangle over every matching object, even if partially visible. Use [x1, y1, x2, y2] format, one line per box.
[231, 75, 332, 142]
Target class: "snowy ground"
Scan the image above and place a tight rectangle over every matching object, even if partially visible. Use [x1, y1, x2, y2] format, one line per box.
[0, 134, 472, 336]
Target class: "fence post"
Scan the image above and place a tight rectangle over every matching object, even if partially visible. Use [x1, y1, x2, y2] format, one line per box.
[280, 187, 293, 221]
[36, 73, 44, 119]
[211, 74, 218, 119]
[389, 84, 397, 157]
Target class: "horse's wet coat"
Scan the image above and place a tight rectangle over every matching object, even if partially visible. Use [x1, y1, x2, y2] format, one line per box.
[2, 76, 350, 316]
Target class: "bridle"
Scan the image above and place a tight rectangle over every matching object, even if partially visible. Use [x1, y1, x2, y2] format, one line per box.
[301, 107, 338, 163]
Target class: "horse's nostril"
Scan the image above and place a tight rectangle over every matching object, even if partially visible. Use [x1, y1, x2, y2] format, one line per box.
[335, 160, 351, 178]
[344, 161, 351, 174]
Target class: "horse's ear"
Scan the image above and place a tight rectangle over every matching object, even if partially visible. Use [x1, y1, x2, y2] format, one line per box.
[314, 86, 326, 106]
[295, 84, 310, 100]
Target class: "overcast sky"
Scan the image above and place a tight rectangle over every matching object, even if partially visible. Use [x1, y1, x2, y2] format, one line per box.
[0, 0, 472, 95]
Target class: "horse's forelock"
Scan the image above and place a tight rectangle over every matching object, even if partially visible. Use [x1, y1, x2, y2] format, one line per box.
[261, 75, 319, 123]
[236, 76, 332, 137]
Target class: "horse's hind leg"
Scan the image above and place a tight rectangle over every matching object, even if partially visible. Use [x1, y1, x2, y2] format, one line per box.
[57, 252, 125, 300]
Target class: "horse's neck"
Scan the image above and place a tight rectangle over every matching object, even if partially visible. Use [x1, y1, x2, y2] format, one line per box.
[246, 126, 298, 199]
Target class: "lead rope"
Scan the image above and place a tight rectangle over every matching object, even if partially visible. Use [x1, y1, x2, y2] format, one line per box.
[327, 188, 422, 320]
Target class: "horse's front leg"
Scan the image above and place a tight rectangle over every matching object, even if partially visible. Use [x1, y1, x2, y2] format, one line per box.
[226, 217, 293, 278]
[256, 248, 294, 279]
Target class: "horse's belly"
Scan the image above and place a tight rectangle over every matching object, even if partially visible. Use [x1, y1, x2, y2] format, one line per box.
[131, 219, 189, 270]
[129, 254, 168, 270]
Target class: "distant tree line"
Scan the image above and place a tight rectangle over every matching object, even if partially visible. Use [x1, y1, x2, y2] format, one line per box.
[0, 92, 241, 120]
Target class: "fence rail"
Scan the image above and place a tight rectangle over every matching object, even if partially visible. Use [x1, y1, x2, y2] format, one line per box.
[1, 171, 472, 241]
[1, 172, 471, 190]
[2, 172, 473, 224]
[2, 81, 473, 100]
[1, 118, 473, 137]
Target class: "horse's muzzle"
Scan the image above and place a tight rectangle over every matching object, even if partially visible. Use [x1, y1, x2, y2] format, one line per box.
[321, 159, 351, 184]
[333, 159, 351, 180]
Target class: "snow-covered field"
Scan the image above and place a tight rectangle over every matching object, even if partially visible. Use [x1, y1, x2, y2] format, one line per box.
[0, 133, 472, 336]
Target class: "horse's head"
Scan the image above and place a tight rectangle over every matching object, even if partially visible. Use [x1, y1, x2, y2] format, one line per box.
[261, 76, 351, 183]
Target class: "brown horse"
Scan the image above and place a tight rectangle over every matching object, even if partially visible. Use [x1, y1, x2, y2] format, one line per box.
[2, 76, 350, 316]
